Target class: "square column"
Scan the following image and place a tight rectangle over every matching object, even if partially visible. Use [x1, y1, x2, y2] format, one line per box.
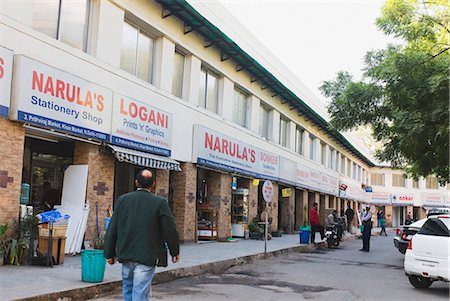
[385, 205, 393, 227]
[171, 163, 197, 243]
[280, 186, 295, 233]
[208, 172, 232, 240]
[248, 180, 259, 225]
[154, 36, 175, 93]
[270, 182, 279, 231]
[295, 189, 307, 230]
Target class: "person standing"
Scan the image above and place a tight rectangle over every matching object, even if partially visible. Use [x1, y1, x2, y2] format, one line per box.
[360, 206, 373, 252]
[309, 202, 325, 243]
[379, 210, 387, 236]
[344, 202, 354, 233]
[104, 169, 180, 301]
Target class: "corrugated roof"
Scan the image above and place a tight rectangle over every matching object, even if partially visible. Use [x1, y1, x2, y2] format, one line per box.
[155, 0, 374, 166]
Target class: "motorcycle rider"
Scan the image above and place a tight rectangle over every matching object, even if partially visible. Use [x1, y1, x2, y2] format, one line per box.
[325, 210, 343, 241]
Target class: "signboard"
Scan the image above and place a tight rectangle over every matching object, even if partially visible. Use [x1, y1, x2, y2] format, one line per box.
[0, 46, 13, 118]
[279, 157, 296, 186]
[421, 193, 445, 207]
[10, 56, 113, 141]
[193, 125, 279, 180]
[262, 180, 274, 203]
[111, 93, 172, 156]
[391, 193, 414, 206]
[281, 188, 292, 197]
[369, 192, 391, 205]
[295, 164, 310, 189]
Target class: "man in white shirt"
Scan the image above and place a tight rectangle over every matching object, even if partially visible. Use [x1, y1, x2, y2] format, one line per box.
[360, 206, 372, 252]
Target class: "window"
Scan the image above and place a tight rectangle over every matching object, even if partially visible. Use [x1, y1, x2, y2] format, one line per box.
[418, 219, 450, 237]
[370, 173, 385, 186]
[412, 179, 419, 188]
[279, 116, 289, 147]
[426, 176, 438, 189]
[392, 174, 406, 187]
[32, 0, 90, 51]
[121, 21, 155, 83]
[295, 126, 305, 155]
[340, 155, 346, 174]
[199, 68, 219, 113]
[347, 160, 351, 177]
[309, 135, 317, 161]
[259, 104, 270, 139]
[357, 165, 362, 182]
[233, 89, 249, 128]
[320, 142, 327, 166]
[352, 162, 357, 180]
[329, 148, 336, 169]
[335, 152, 339, 172]
[172, 50, 185, 98]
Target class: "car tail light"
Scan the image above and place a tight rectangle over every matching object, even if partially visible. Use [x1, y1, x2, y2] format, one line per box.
[438, 216, 449, 219]
[396, 228, 401, 235]
[401, 233, 407, 240]
[407, 238, 413, 250]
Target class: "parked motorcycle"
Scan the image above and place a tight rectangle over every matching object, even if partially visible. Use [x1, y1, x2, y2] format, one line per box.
[325, 226, 340, 248]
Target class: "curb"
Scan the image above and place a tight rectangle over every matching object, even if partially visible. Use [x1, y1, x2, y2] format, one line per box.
[13, 244, 317, 301]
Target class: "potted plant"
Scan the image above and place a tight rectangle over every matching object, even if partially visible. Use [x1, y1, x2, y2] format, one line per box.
[0, 223, 9, 265]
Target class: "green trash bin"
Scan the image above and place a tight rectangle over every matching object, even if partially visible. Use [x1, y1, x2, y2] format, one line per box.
[81, 249, 106, 283]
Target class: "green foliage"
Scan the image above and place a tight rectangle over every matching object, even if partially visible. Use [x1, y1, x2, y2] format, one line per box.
[0, 224, 9, 261]
[7, 216, 38, 265]
[321, 0, 449, 184]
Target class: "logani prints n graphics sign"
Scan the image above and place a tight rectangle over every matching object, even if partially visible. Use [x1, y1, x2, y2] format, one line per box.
[10, 56, 113, 141]
[0, 46, 13, 117]
[111, 94, 173, 156]
[192, 125, 279, 180]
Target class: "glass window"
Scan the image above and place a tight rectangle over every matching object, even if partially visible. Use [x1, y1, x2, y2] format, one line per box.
[418, 219, 450, 237]
[329, 148, 336, 169]
[426, 176, 439, 189]
[198, 68, 219, 114]
[341, 155, 346, 174]
[295, 126, 305, 155]
[320, 142, 326, 166]
[347, 160, 351, 177]
[172, 50, 185, 98]
[352, 162, 357, 180]
[279, 116, 289, 147]
[120, 21, 154, 83]
[32, 0, 90, 51]
[309, 135, 317, 161]
[392, 174, 406, 187]
[259, 104, 270, 139]
[335, 152, 339, 172]
[233, 89, 249, 128]
[357, 165, 362, 182]
[370, 173, 385, 186]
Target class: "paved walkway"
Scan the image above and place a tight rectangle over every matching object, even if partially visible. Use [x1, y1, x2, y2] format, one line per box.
[0, 234, 309, 300]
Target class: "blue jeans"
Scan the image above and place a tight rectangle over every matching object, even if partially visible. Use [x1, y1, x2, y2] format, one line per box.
[122, 262, 156, 301]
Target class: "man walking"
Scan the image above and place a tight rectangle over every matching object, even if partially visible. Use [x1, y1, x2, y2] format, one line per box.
[344, 202, 354, 233]
[105, 169, 180, 300]
[309, 202, 325, 243]
[360, 206, 373, 252]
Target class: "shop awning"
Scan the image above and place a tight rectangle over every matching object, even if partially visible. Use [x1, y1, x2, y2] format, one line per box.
[108, 144, 182, 171]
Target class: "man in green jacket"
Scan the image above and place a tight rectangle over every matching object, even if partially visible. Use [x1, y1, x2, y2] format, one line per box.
[104, 169, 180, 300]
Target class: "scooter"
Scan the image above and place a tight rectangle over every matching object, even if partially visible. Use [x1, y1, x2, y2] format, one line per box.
[325, 226, 340, 248]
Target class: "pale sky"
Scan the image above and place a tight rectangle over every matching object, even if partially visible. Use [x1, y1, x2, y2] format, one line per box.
[218, 0, 393, 106]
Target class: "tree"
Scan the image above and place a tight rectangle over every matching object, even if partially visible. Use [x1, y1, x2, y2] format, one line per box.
[320, 0, 449, 184]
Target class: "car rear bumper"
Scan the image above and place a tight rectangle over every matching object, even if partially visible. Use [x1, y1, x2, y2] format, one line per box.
[404, 251, 450, 282]
[394, 237, 408, 254]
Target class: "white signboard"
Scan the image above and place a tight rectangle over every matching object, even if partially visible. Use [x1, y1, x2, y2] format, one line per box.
[391, 193, 414, 206]
[309, 169, 321, 190]
[193, 125, 279, 180]
[279, 157, 296, 186]
[10, 56, 113, 141]
[295, 164, 311, 189]
[262, 180, 274, 203]
[0, 46, 13, 118]
[369, 192, 391, 205]
[421, 193, 445, 207]
[111, 93, 173, 156]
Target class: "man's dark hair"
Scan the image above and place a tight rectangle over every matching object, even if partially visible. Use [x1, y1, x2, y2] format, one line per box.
[313, 202, 318, 207]
[136, 169, 155, 189]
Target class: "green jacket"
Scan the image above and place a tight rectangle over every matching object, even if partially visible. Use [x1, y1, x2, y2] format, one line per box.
[104, 189, 179, 267]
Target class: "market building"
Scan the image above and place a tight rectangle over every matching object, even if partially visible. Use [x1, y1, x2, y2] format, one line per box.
[0, 0, 447, 249]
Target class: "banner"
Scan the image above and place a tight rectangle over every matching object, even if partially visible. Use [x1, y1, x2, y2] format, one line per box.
[391, 193, 414, 206]
[369, 192, 391, 205]
[421, 193, 445, 207]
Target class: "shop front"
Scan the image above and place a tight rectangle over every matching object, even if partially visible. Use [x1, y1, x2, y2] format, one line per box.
[391, 193, 415, 227]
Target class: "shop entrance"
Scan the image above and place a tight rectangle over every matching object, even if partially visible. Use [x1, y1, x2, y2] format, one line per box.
[23, 137, 74, 213]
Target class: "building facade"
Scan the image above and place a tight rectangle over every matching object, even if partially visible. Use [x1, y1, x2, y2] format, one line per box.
[0, 0, 447, 244]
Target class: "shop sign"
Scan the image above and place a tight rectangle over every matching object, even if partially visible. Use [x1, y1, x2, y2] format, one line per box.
[369, 192, 391, 205]
[111, 93, 172, 156]
[309, 169, 321, 190]
[391, 193, 414, 206]
[262, 180, 274, 203]
[193, 125, 279, 180]
[281, 188, 292, 197]
[421, 193, 445, 207]
[320, 174, 339, 195]
[279, 157, 296, 186]
[295, 164, 310, 189]
[10, 56, 113, 141]
[0, 46, 13, 118]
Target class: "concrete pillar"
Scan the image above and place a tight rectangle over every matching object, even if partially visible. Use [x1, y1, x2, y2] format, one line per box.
[287, 121, 296, 152]
[353, 201, 359, 226]
[90, 0, 124, 66]
[319, 194, 326, 224]
[324, 195, 330, 209]
[418, 207, 427, 220]
[154, 36, 175, 93]
[295, 189, 306, 230]
[74, 142, 115, 240]
[249, 95, 260, 133]
[209, 172, 231, 240]
[248, 180, 258, 225]
[337, 197, 341, 214]
[280, 186, 295, 233]
[219, 77, 234, 121]
[268, 110, 280, 144]
[385, 205, 393, 227]
[171, 163, 196, 243]
[0, 119, 24, 226]
[184, 54, 201, 104]
[270, 182, 279, 231]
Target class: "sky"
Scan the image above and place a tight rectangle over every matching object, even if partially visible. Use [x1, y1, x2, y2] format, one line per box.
[218, 0, 394, 107]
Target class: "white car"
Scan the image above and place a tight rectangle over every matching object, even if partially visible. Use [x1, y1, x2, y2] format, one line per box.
[404, 214, 450, 288]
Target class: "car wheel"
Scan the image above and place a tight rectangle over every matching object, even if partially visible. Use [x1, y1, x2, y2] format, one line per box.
[408, 276, 433, 289]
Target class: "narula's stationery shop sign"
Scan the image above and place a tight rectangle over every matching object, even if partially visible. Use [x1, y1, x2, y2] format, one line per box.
[10, 56, 113, 141]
